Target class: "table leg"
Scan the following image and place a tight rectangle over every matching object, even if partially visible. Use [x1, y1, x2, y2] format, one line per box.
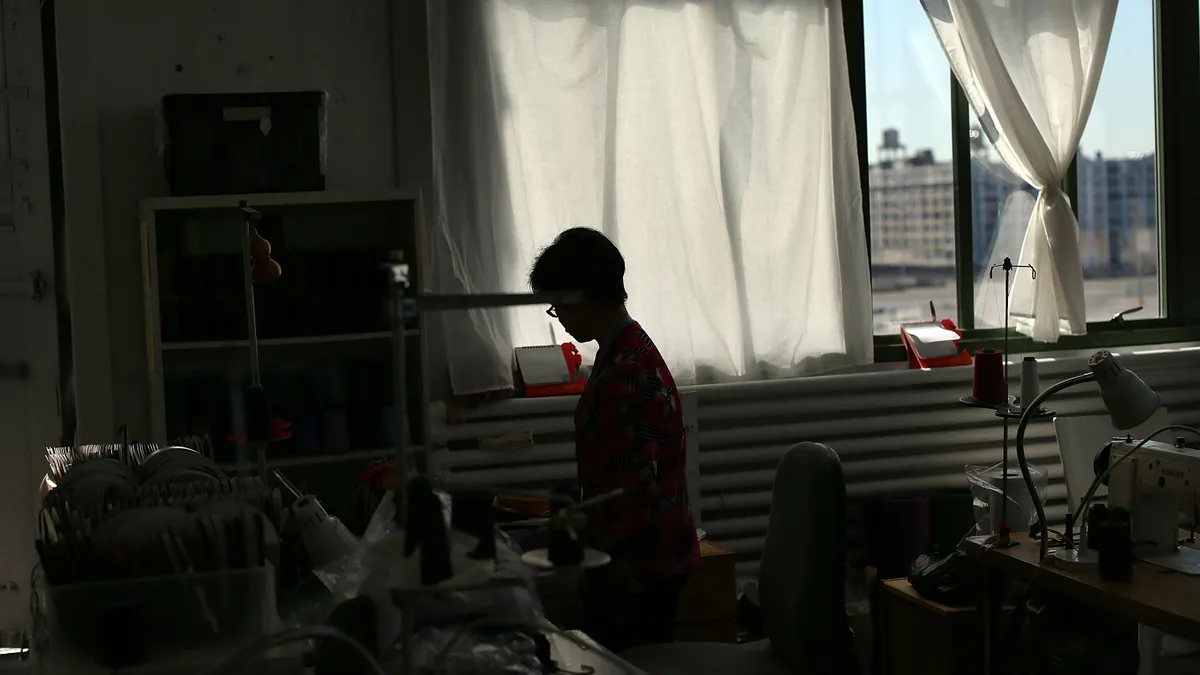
[982, 564, 1004, 675]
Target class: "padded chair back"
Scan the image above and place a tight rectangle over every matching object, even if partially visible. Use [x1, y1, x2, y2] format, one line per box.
[759, 442, 851, 673]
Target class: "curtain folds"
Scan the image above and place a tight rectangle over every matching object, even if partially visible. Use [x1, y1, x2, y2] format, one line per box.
[923, 0, 1118, 342]
[428, 0, 872, 394]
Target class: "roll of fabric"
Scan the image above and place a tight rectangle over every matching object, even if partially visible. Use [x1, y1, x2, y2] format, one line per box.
[1021, 356, 1040, 410]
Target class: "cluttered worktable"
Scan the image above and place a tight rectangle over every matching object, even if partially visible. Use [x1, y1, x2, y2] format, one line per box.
[965, 532, 1200, 675]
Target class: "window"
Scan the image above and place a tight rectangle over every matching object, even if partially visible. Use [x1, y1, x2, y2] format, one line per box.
[1076, 0, 1160, 322]
[862, 0, 1173, 346]
[863, 0, 957, 335]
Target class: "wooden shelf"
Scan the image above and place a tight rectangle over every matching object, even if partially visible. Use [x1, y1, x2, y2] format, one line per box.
[141, 190, 431, 478]
[162, 330, 417, 351]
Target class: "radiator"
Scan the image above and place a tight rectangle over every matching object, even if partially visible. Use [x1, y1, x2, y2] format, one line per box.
[430, 344, 1200, 581]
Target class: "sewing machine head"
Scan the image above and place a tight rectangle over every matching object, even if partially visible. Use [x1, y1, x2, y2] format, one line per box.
[1105, 437, 1200, 558]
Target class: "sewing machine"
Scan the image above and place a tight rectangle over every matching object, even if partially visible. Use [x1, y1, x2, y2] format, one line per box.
[1106, 437, 1200, 574]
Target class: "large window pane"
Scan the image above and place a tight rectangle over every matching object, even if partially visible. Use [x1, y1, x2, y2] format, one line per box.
[864, 0, 957, 335]
[1077, 0, 1159, 322]
[972, 1, 1159, 328]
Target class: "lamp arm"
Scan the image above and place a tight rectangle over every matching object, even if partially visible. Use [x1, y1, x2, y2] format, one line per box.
[1015, 372, 1096, 560]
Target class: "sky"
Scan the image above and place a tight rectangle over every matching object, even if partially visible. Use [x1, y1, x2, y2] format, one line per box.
[863, 1, 1156, 164]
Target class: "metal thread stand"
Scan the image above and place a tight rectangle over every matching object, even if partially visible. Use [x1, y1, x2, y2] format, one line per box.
[989, 257, 1036, 546]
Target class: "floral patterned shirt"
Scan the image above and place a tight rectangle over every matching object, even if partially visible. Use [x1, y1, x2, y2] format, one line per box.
[574, 320, 700, 582]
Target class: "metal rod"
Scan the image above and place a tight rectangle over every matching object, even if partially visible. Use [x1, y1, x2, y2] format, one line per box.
[239, 209, 266, 479]
[393, 282, 410, 474]
[272, 468, 304, 501]
[1001, 264, 1011, 536]
[240, 217, 262, 388]
[414, 291, 582, 312]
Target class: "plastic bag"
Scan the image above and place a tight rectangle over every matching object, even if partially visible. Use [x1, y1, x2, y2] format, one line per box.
[321, 489, 546, 673]
[966, 461, 1046, 535]
[384, 627, 544, 675]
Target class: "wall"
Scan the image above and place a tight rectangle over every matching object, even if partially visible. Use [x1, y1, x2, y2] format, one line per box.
[54, 0, 432, 442]
[434, 344, 1200, 582]
[0, 0, 64, 628]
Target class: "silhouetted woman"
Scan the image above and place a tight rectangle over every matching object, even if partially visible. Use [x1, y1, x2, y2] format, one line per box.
[530, 227, 700, 651]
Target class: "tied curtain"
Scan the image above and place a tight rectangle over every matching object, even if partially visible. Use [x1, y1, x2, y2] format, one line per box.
[922, 0, 1118, 342]
[427, 0, 872, 396]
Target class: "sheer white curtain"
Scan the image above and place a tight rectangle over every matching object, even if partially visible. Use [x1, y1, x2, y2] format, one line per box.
[922, 0, 1117, 342]
[427, 0, 872, 395]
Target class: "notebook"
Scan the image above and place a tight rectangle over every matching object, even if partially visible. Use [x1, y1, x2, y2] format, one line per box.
[515, 345, 571, 387]
[901, 322, 961, 360]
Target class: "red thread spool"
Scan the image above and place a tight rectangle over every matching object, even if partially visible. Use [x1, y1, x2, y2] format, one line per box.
[972, 348, 1006, 404]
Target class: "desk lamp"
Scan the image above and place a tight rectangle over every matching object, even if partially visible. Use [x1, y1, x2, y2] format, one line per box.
[1014, 349, 1161, 560]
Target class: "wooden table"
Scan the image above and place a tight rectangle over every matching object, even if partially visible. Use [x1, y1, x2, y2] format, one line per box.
[965, 533, 1200, 675]
[879, 579, 980, 675]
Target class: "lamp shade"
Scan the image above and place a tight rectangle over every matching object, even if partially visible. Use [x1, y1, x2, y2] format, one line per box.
[1087, 350, 1161, 430]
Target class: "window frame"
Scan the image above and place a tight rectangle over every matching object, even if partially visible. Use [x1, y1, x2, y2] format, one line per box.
[846, 0, 1200, 363]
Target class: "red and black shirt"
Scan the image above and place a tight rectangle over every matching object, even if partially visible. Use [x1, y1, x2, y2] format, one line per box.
[574, 320, 700, 583]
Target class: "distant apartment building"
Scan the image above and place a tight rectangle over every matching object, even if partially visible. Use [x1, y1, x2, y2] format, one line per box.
[868, 128, 1157, 279]
[1076, 152, 1158, 276]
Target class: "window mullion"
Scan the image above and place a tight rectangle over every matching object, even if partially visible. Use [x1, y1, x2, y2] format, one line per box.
[950, 74, 975, 331]
[843, 0, 870, 265]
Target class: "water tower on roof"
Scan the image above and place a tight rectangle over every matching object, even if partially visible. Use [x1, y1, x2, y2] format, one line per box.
[879, 128, 906, 166]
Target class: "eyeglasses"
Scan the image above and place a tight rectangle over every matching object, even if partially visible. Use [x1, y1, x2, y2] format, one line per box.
[546, 306, 558, 318]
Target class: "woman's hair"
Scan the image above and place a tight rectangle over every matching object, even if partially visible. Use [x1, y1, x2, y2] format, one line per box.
[529, 227, 628, 307]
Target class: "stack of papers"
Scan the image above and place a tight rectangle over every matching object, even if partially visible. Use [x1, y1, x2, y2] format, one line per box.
[902, 323, 961, 360]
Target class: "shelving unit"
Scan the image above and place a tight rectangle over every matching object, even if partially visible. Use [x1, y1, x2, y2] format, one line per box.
[140, 189, 430, 469]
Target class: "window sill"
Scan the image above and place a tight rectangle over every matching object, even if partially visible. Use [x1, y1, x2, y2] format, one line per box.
[872, 320, 1200, 364]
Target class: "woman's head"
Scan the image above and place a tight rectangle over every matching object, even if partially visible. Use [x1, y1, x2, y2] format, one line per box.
[530, 227, 627, 342]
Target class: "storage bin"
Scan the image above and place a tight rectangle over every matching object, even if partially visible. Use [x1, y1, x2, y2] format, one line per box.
[38, 566, 280, 668]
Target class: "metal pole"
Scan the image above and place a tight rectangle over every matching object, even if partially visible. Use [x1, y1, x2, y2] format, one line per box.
[240, 212, 267, 479]
[240, 220, 262, 388]
[393, 280, 410, 474]
[1001, 264, 1011, 539]
[388, 252, 412, 476]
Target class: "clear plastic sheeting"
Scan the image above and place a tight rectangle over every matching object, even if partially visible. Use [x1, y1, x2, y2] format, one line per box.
[966, 461, 1047, 535]
[386, 626, 544, 675]
[318, 489, 546, 675]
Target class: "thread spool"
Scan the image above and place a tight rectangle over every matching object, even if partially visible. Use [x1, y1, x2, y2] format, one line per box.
[972, 349, 1006, 404]
[1021, 356, 1040, 410]
[1098, 508, 1133, 582]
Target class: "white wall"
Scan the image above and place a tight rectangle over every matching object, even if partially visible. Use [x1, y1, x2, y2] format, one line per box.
[55, 0, 432, 441]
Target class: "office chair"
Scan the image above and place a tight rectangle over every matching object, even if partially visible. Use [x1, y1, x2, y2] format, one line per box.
[621, 442, 856, 675]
